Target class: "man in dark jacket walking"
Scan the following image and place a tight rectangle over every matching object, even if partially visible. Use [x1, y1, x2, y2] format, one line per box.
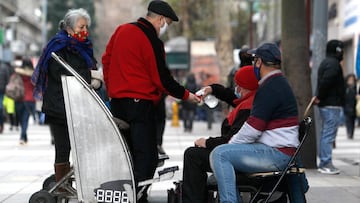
[315, 39, 345, 174]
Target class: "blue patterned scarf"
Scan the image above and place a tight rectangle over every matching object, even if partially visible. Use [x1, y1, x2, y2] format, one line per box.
[31, 30, 95, 100]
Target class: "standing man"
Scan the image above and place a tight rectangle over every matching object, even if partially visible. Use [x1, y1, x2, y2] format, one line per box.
[315, 39, 345, 174]
[102, 0, 200, 201]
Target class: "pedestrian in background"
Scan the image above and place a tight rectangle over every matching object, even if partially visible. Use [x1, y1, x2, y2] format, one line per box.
[315, 39, 345, 175]
[31, 8, 98, 190]
[0, 61, 11, 134]
[101, 1, 200, 201]
[227, 45, 253, 89]
[14, 58, 35, 145]
[181, 73, 198, 133]
[344, 73, 357, 139]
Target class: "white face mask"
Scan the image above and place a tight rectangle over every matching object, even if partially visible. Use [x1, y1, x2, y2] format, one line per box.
[159, 19, 168, 37]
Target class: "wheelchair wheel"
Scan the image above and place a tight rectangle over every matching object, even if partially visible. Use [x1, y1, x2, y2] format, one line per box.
[254, 192, 288, 203]
[42, 174, 56, 191]
[29, 190, 56, 203]
[269, 192, 288, 203]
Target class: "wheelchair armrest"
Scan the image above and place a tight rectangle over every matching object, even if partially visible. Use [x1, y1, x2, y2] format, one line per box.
[158, 154, 169, 161]
[158, 166, 179, 176]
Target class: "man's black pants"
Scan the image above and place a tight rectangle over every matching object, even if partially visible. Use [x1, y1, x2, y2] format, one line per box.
[110, 98, 158, 198]
[182, 146, 213, 203]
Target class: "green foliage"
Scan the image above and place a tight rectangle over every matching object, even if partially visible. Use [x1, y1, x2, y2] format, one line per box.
[231, 8, 250, 48]
[166, 0, 249, 47]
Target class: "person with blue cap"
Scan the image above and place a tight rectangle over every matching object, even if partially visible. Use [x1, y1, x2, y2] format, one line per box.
[102, 1, 200, 202]
[210, 43, 308, 203]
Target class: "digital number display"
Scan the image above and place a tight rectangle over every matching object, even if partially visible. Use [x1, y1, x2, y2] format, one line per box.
[95, 189, 129, 203]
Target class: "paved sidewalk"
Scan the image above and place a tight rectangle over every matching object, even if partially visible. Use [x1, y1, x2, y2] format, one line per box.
[0, 120, 359, 202]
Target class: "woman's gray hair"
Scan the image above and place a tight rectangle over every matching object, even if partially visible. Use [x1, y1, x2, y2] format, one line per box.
[59, 8, 91, 30]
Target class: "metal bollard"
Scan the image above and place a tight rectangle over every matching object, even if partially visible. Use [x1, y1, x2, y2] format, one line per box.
[171, 101, 180, 127]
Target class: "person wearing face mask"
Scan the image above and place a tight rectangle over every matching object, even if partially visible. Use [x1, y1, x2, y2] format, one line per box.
[315, 39, 345, 175]
[210, 43, 309, 203]
[181, 65, 259, 203]
[102, 0, 200, 201]
[31, 8, 98, 191]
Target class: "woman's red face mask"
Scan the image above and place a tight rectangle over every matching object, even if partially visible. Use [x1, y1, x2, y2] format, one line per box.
[71, 31, 89, 42]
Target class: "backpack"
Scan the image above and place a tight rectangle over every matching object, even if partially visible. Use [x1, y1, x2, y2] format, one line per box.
[5, 73, 24, 101]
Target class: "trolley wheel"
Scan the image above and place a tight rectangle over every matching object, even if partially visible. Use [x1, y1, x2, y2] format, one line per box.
[29, 190, 56, 203]
[42, 174, 56, 191]
[158, 160, 165, 167]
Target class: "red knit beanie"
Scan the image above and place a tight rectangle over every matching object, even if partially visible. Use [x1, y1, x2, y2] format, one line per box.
[234, 65, 259, 90]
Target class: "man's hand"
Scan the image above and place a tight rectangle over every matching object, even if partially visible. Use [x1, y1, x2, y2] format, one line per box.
[194, 138, 206, 148]
[187, 92, 201, 103]
[313, 96, 320, 105]
[195, 86, 212, 98]
[202, 86, 212, 97]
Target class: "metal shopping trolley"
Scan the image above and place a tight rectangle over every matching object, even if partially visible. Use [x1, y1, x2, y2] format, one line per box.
[29, 52, 178, 203]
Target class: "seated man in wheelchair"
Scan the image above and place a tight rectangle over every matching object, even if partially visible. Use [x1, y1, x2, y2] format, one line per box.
[210, 43, 309, 203]
[182, 65, 259, 203]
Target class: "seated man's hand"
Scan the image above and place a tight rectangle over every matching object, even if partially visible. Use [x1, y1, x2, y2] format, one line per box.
[194, 138, 207, 148]
[195, 86, 212, 98]
[202, 86, 212, 97]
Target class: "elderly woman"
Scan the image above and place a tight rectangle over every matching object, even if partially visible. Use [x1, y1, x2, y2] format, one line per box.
[31, 8, 98, 188]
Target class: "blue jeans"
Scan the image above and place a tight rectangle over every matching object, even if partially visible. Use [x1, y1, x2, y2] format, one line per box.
[16, 101, 35, 142]
[318, 107, 342, 167]
[210, 143, 307, 203]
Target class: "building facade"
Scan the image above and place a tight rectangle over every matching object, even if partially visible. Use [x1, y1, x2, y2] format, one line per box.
[327, 0, 360, 76]
[0, 0, 43, 62]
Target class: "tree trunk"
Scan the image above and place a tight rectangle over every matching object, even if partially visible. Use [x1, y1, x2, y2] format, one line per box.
[282, 0, 317, 168]
[180, 0, 191, 39]
[214, 0, 234, 85]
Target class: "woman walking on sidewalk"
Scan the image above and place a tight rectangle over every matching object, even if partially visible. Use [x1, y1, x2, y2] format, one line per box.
[14, 58, 35, 145]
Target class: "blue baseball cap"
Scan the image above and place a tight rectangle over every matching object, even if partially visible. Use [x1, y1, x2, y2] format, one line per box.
[248, 43, 281, 65]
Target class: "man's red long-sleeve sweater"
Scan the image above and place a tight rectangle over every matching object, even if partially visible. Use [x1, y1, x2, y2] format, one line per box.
[102, 17, 189, 103]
